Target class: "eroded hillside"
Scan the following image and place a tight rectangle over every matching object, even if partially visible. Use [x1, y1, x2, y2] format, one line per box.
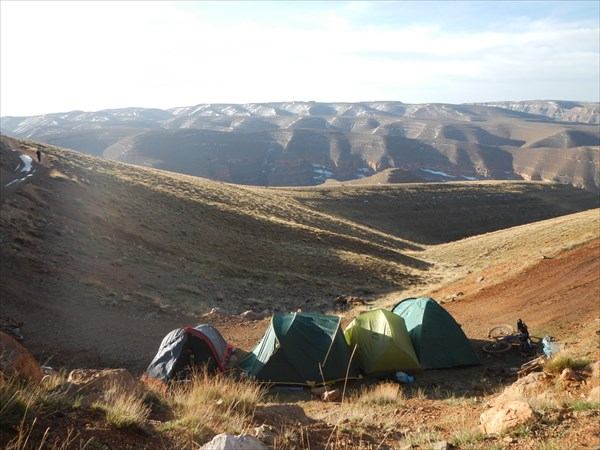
[2, 101, 598, 191]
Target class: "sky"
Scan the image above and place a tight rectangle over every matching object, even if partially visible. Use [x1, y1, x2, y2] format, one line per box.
[1, 0, 599, 117]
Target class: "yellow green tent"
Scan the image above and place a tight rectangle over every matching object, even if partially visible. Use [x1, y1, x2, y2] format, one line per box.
[343, 309, 420, 376]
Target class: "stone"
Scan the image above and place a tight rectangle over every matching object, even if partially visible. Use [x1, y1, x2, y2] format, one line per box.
[480, 400, 537, 435]
[587, 386, 600, 403]
[586, 360, 600, 379]
[560, 367, 583, 382]
[432, 441, 451, 450]
[322, 389, 340, 402]
[205, 307, 226, 316]
[240, 310, 260, 321]
[0, 331, 42, 381]
[492, 371, 550, 405]
[201, 433, 269, 450]
[253, 424, 277, 446]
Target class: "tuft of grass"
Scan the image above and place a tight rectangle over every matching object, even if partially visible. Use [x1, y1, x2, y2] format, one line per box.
[353, 382, 405, 407]
[91, 381, 151, 429]
[450, 427, 485, 447]
[509, 424, 534, 438]
[543, 353, 591, 374]
[398, 430, 441, 448]
[406, 386, 429, 400]
[0, 375, 45, 430]
[164, 368, 265, 440]
[569, 400, 598, 412]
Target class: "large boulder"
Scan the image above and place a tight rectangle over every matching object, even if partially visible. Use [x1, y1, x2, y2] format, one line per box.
[480, 400, 537, 435]
[0, 331, 42, 381]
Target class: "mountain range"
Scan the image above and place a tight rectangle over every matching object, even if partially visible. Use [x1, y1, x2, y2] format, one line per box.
[2, 100, 599, 191]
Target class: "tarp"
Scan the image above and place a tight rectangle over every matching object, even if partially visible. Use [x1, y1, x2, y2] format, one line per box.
[391, 297, 480, 369]
[343, 309, 421, 376]
[238, 312, 359, 385]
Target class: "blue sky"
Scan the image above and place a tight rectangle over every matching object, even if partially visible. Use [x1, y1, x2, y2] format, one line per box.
[1, 1, 598, 116]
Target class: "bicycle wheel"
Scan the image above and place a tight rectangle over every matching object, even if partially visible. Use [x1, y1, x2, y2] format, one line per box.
[488, 324, 514, 340]
[482, 341, 512, 354]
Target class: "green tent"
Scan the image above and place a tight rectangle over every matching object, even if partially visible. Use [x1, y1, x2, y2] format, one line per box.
[391, 297, 480, 369]
[237, 312, 359, 385]
[343, 309, 421, 376]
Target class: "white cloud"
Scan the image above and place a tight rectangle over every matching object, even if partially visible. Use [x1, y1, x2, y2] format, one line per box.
[1, 1, 598, 116]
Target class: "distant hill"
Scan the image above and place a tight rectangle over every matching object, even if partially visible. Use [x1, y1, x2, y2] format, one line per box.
[1, 101, 598, 191]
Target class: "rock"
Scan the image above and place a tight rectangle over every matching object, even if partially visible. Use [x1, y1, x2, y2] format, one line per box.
[240, 310, 260, 321]
[587, 386, 600, 403]
[0, 331, 42, 381]
[322, 389, 340, 402]
[253, 424, 277, 446]
[201, 433, 269, 450]
[586, 360, 600, 379]
[205, 307, 226, 316]
[480, 400, 537, 435]
[432, 441, 451, 450]
[560, 368, 583, 382]
[492, 371, 551, 405]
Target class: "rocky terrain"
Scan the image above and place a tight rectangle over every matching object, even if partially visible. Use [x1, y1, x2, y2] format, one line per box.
[2, 100, 598, 191]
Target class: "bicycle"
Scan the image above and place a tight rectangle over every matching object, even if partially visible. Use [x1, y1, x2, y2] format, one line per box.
[482, 323, 539, 356]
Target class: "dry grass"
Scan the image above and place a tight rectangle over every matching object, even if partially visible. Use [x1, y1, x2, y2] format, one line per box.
[352, 381, 405, 407]
[91, 381, 151, 429]
[543, 352, 592, 374]
[0, 375, 46, 430]
[162, 369, 266, 444]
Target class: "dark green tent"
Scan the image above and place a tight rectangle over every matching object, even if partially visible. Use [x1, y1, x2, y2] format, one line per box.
[238, 312, 359, 385]
[391, 298, 480, 369]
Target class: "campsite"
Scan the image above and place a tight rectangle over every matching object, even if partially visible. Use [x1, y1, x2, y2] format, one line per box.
[0, 136, 599, 449]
